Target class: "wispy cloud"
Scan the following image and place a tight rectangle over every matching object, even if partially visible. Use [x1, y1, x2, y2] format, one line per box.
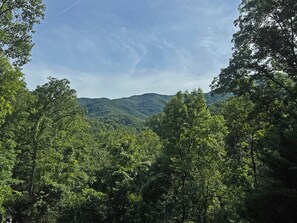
[59, 0, 82, 15]
[26, 0, 240, 98]
[24, 63, 213, 99]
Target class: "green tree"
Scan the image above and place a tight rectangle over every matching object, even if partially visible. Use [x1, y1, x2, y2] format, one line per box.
[243, 118, 297, 223]
[147, 90, 229, 223]
[0, 0, 45, 66]
[212, 0, 297, 132]
[220, 97, 270, 186]
[0, 54, 24, 123]
[218, 97, 272, 221]
[57, 188, 108, 223]
[212, 0, 297, 221]
[212, 0, 297, 99]
[0, 54, 24, 219]
[7, 78, 93, 222]
[92, 131, 161, 222]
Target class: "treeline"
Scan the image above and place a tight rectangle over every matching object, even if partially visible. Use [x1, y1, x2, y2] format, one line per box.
[0, 61, 296, 222]
[1, 0, 297, 222]
[78, 92, 231, 131]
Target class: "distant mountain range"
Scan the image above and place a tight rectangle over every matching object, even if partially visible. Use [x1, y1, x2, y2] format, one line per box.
[78, 92, 230, 130]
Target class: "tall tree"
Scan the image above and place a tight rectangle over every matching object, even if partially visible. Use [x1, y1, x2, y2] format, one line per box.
[212, 0, 297, 222]
[220, 97, 269, 186]
[212, 0, 297, 99]
[8, 78, 93, 222]
[0, 54, 24, 219]
[212, 0, 297, 129]
[0, 0, 45, 66]
[147, 90, 230, 223]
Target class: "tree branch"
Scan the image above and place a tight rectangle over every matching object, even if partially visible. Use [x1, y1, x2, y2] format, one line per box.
[289, 17, 297, 67]
[0, 0, 9, 14]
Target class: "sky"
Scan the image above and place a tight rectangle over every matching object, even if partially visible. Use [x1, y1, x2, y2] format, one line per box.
[23, 0, 240, 99]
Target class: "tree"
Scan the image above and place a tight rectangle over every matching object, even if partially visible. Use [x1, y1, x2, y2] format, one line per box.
[211, 0, 297, 126]
[8, 78, 93, 222]
[0, 0, 45, 66]
[220, 97, 270, 186]
[147, 90, 230, 223]
[0, 53, 24, 219]
[243, 118, 297, 223]
[90, 130, 162, 223]
[212, 0, 297, 99]
[218, 97, 272, 221]
[0, 54, 24, 122]
[211, 0, 297, 128]
[212, 0, 297, 221]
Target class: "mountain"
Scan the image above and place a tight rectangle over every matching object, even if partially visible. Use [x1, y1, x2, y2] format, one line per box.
[78, 92, 230, 130]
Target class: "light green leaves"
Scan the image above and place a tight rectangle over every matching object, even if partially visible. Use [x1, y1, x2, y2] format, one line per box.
[0, 0, 45, 66]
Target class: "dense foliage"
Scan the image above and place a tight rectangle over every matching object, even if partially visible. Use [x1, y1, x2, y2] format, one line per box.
[0, 0, 45, 66]
[78, 92, 230, 131]
[0, 0, 296, 222]
[212, 0, 297, 222]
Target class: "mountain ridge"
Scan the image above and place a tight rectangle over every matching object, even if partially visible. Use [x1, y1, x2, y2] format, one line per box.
[78, 92, 230, 130]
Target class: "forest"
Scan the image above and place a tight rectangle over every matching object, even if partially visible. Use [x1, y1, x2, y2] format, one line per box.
[0, 0, 296, 222]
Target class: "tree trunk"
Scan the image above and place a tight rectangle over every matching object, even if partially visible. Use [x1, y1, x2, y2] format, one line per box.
[250, 140, 257, 185]
[29, 145, 37, 198]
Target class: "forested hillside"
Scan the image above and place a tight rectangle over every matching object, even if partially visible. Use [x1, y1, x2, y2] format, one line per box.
[0, 0, 297, 223]
[78, 93, 230, 130]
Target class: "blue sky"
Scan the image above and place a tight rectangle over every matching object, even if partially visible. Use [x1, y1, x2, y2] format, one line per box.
[23, 0, 240, 98]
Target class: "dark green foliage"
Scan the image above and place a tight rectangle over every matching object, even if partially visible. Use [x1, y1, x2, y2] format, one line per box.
[243, 117, 297, 223]
[212, 0, 297, 222]
[58, 189, 108, 223]
[212, 0, 297, 98]
[244, 188, 297, 223]
[204, 92, 232, 105]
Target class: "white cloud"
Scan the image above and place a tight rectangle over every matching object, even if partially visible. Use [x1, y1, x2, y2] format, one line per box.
[23, 63, 213, 99]
[26, 0, 240, 98]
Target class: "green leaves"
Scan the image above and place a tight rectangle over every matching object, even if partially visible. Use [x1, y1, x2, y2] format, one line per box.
[0, 0, 45, 66]
[211, 0, 297, 221]
[147, 89, 230, 222]
[3, 78, 96, 222]
[0, 54, 24, 123]
[0, 54, 25, 218]
[213, 0, 297, 101]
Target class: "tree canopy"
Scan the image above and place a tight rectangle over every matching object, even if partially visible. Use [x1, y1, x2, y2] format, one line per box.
[0, 0, 45, 66]
[1, 0, 297, 222]
[212, 0, 297, 100]
[212, 0, 297, 222]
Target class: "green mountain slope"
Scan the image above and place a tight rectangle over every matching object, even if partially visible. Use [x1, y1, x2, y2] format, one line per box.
[79, 92, 230, 130]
